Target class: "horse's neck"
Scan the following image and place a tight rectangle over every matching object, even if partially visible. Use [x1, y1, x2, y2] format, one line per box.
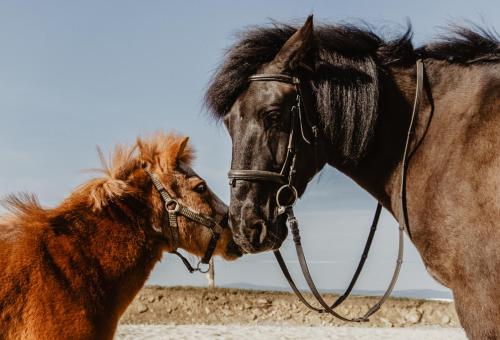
[325, 63, 427, 217]
[327, 60, 497, 219]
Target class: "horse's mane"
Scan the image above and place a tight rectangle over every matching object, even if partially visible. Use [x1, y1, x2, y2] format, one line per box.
[205, 21, 499, 162]
[1, 132, 195, 221]
[417, 25, 500, 63]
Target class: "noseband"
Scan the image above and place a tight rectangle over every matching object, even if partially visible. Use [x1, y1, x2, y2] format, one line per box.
[147, 170, 223, 273]
[226, 60, 424, 322]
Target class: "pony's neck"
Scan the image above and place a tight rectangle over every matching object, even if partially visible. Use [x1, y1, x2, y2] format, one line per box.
[326, 62, 423, 218]
[46, 197, 165, 322]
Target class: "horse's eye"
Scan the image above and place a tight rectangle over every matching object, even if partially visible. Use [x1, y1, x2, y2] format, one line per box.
[264, 110, 281, 126]
[194, 183, 207, 193]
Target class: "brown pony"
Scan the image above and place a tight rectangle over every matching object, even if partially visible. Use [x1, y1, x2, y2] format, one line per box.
[0, 132, 241, 340]
[205, 16, 499, 339]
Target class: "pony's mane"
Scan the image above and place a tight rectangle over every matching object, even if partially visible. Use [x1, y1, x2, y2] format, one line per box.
[1, 132, 195, 217]
[205, 21, 499, 161]
[1, 193, 43, 219]
[81, 132, 195, 211]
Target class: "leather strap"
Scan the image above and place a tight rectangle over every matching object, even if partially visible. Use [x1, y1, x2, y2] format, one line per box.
[248, 74, 299, 84]
[400, 59, 424, 240]
[228, 170, 286, 186]
[201, 232, 220, 264]
[275, 204, 389, 322]
[331, 203, 381, 308]
[273, 59, 425, 321]
[171, 250, 197, 273]
[147, 170, 223, 271]
[273, 203, 382, 315]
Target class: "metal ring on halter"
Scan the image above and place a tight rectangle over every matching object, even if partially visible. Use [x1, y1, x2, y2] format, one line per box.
[276, 184, 299, 209]
[195, 260, 211, 273]
[165, 200, 180, 213]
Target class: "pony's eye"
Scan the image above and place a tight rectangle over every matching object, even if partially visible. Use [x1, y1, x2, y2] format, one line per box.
[194, 183, 207, 193]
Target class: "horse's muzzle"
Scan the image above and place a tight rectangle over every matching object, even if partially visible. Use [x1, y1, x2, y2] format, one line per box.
[230, 212, 288, 254]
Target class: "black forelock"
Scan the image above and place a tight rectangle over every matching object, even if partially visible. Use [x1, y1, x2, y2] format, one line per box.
[204, 23, 298, 121]
[204, 22, 398, 120]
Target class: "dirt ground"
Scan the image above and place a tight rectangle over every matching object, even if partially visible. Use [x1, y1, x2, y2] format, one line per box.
[120, 286, 460, 328]
[116, 325, 466, 340]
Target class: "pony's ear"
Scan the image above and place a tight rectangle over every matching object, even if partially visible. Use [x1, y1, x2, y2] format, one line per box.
[271, 15, 315, 72]
[136, 137, 151, 167]
[166, 136, 190, 169]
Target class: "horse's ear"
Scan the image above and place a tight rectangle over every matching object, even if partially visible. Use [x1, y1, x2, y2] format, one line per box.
[271, 15, 315, 72]
[167, 136, 191, 169]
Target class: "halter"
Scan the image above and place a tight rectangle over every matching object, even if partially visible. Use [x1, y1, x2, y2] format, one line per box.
[226, 59, 424, 322]
[147, 170, 223, 273]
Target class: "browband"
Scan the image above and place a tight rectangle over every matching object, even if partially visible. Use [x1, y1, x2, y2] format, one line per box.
[228, 169, 286, 186]
[248, 74, 299, 85]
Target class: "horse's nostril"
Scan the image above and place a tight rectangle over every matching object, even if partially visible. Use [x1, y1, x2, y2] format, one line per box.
[250, 220, 267, 244]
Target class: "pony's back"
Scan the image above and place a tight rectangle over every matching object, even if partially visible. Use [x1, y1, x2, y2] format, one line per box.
[0, 212, 44, 339]
[0, 198, 96, 339]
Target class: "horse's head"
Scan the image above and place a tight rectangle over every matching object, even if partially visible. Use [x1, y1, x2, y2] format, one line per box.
[222, 17, 325, 253]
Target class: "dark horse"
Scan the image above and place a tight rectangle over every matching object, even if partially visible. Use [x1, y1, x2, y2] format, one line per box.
[205, 16, 500, 339]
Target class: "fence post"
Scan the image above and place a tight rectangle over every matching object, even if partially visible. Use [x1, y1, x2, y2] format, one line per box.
[207, 258, 215, 289]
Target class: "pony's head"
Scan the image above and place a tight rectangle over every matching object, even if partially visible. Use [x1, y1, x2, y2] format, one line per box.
[83, 132, 241, 260]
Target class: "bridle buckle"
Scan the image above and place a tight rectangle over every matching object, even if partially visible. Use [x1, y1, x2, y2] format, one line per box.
[195, 260, 211, 274]
[276, 184, 298, 210]
[165, 199, 180, 213]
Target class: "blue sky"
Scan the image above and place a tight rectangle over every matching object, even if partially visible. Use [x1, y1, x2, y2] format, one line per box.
[1, 0, 498, 296]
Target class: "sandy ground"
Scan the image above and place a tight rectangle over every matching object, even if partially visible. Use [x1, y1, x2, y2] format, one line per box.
[118, 286, 464, 339]
[121, 286, 460, 327]
[116, 325, 467, 340]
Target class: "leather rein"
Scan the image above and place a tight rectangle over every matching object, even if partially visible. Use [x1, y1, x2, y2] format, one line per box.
[227, 59, 424, 321]
[147, 170, 224, 273]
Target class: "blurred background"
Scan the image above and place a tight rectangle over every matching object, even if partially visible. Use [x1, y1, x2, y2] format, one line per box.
[1, 0, 498, 298]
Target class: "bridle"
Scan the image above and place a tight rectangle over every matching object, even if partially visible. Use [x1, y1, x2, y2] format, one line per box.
[147, 170, 224, 273]
[227, 59, 424, 321]
[228, 74, 317, 212]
